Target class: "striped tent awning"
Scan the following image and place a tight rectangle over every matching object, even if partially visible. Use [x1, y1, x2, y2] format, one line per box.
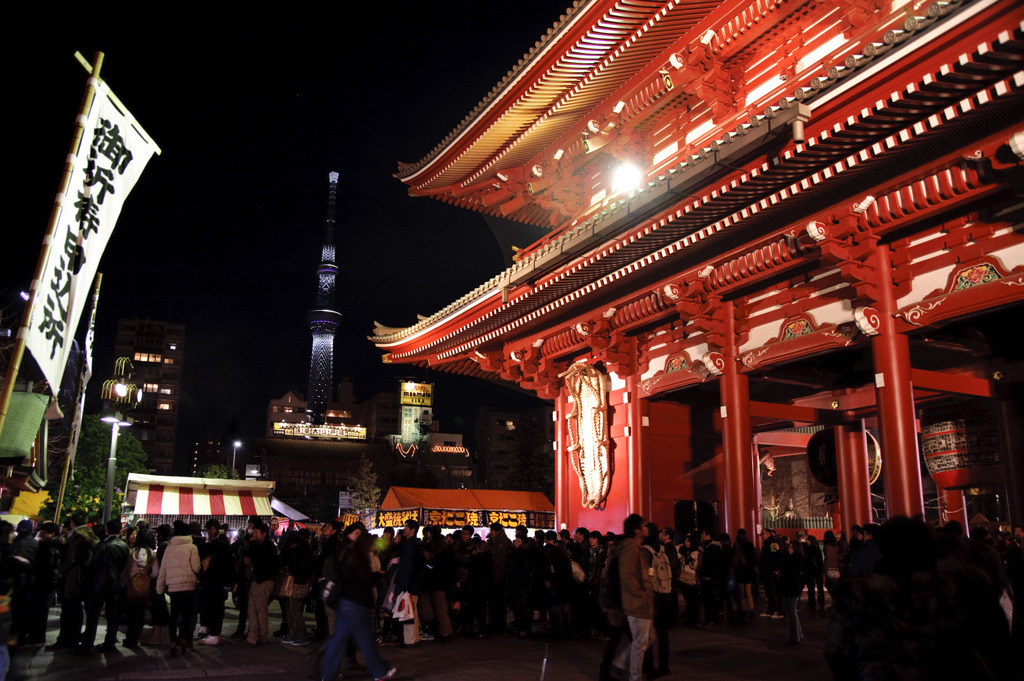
[126, 473, 274, 517]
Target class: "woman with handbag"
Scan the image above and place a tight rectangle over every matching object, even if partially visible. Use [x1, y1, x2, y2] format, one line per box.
[122, 527, 159, 648]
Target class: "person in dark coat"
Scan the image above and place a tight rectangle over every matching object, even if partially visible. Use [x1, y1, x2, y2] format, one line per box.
[419, 525, 456, 642]
[486, 522, 512, 634]
[244, 521, 278, 646]
[282, 528, 314, 644]
[229, 518, 254, 639]
[48, 511, 98, 650]
[803, 534, 825, 610]
[197, 520, 235, 645]
[506, 528, 535, 638]
[826, 516, 1013, 679]
[11, 519, 38, 645]
[393, 519, 424, 646]
[26, 522, 62, 645]
[320, 523, 396, 681]
[699, 531, 725, 626]
[312, 520, 343, 640]
[731, 528, 757, 620]
[778, 538, 805, 645]
[643, 523, 675, 679]
[80, 519, 129, 652]
[543, 530, 573, 638]
[759, 528, 783, 618]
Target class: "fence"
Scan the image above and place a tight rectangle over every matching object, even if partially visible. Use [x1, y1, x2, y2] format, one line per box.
[762, 515, 833, 530]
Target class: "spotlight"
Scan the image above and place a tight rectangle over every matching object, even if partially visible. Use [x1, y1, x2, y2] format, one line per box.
[612, 163, 644, 193]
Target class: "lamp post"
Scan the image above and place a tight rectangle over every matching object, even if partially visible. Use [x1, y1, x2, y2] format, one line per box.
[232, 440, 242, 474]
[100, 411, 132, 524]
[100, 357, 141, 525]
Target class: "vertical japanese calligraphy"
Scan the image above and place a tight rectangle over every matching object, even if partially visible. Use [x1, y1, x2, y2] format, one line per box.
[24, 77, 158, 395]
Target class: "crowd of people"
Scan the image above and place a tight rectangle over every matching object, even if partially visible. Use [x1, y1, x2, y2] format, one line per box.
[1, 510, 1021, 681]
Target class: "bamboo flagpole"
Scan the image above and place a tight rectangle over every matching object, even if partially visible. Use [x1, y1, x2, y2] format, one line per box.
[52, 272, 102, 522]
[0, 52, 105, 440]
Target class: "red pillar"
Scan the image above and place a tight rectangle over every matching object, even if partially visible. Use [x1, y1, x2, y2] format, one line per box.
[871, 246, 925, 519]
[554, 386, 570, 528]
[625, 374, 649, 519]
[721, 301, 757, 536]
[939, 486, 969, 528]
[835, 420, 873, 538]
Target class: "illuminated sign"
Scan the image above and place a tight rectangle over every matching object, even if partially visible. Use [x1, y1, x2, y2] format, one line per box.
[400, 382, 433, 407]
[485, 511, 528, 528]
[375, 509, 421, 529]
[424, 509, 481, 528]
[400, 406, 431, 444]
[431, 445, 470, 455]
[371, 508, 555, 530]
[484, 511, 555, 529]
[272, 421, 366, 441]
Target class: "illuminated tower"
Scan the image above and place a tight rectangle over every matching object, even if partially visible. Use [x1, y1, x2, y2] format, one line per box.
[306, 171, 342, 425]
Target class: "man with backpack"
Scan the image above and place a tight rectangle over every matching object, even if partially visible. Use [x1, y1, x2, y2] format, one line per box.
[642, 523, 674, 679]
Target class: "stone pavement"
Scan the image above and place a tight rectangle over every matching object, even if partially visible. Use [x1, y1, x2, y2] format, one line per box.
[10, 603, 833, 681]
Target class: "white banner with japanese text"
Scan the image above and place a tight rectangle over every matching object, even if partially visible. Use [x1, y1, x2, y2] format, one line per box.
[24, 77, 157, 395]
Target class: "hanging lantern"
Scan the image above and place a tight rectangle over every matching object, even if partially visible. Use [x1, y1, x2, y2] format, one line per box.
[920, 404, 1003, 490]
[807, 428, 882, 486]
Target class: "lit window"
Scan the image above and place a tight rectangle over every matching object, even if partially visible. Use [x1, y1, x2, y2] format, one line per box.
[169, 344, 177, 350]
[505, 420, 516, 431]
[163, 358, 174, 365]
[159, 388, 172, 395]
[158, 403, 171, 411]
[133, 352, 162, 363]
[143, 383, 159, 393]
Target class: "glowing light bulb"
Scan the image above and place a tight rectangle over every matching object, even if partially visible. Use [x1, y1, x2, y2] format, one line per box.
[612, 163, 644, 193]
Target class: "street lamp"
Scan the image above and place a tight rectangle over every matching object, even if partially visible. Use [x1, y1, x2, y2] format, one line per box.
[100, 357, 141, 525]
[100, 411, 132, 524]
[232, 440, 242, 474]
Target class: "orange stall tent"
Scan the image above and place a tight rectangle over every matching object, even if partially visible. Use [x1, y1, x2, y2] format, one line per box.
[372, 486, 554, 532]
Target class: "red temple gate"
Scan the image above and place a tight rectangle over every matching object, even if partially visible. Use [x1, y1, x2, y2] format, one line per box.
[372, 0, 1024, 536]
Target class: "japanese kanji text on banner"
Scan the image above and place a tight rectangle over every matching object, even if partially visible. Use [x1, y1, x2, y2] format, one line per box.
[24, 77, 157, 394]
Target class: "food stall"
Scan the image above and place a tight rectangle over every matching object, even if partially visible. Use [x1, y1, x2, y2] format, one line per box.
[367, 486, 554, 534]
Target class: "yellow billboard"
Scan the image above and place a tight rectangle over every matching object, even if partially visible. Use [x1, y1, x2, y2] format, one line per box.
[400, 382, 432, 407]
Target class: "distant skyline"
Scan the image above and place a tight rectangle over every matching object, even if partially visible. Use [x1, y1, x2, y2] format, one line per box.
[3, 6, 567, 470]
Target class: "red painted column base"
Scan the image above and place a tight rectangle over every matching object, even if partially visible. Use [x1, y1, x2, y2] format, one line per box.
[835, 421, 874, 538]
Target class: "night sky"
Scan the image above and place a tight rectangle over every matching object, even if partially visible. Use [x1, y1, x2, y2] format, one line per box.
[3, 5, 571, 468]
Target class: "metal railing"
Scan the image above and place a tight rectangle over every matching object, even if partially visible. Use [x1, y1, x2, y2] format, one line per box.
[762, 515, 833, 530]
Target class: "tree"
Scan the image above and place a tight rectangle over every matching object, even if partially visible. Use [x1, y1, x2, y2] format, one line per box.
[42, 414, 149, 522]
[348, 455, 381, 513]
[196, 463, 240, 480]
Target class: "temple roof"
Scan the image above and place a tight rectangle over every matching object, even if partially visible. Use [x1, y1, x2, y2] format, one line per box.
[395, 0, 722, 223]
[376, 0, 1024, 369]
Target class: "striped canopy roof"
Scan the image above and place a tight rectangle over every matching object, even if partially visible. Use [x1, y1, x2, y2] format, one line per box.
[125, 473, 275, 517]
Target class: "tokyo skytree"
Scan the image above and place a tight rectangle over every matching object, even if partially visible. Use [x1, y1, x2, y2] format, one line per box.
[306, 171, 342, 425]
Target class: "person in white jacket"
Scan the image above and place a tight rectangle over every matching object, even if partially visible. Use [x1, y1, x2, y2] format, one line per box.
[157, 520, 200, 656]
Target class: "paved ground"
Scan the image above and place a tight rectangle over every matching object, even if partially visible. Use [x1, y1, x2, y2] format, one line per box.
[10, 602, 834, 681]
